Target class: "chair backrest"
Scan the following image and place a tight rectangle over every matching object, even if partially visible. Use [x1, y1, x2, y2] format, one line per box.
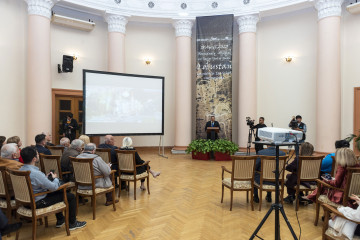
[8, 169, 34, 207]
[39, 154, 62, 178]
[0, 166, 8, 198]
[260, 156, 288, 181]
[116, 150, 136, 173]
[298, 156, 324, 181]
[344, 167, 360, 203]
[46, 146, 65, 156]
[70, 157, 94, 186]
[96, 148, 112, 164]
[230, 155, 256, 181]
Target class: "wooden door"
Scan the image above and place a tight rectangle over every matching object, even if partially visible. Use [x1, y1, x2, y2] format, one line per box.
[54, 96, 83, 144]
[354, 87, 360, 155]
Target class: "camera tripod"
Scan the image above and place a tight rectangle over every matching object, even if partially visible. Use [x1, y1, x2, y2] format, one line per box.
[250, 141, 299, 240]
[246, 127, 255, 155]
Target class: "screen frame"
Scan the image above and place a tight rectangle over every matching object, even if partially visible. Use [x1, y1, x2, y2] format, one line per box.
[83, 69, 165, 136]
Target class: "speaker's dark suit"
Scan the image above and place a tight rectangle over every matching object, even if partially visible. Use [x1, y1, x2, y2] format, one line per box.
[205, 121, 220, 140]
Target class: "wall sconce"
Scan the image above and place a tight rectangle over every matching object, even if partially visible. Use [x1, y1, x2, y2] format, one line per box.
[285, 56, 293, 62]
[145, 58, 151, 65]
[73, 54, 78, 60]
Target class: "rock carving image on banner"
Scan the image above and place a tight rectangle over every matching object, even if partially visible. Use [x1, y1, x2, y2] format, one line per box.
[196, 14, 233, 140]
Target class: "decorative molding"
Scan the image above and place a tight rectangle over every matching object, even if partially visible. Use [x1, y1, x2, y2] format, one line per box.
[24, 0, 58, 19]
[173, 20, 193, 37]
[105, 14, 128, 33]
[236, 14, 259, 34]
[315, 0, 344, 20]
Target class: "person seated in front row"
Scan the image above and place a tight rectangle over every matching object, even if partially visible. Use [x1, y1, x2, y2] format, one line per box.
[120, 137, 161, 191]
[20, 147, 86, 230]
[283, 142, 315, 204]
[321, 139, 350, 175]
[253, 145, 286, 203]
[61, 139, 83, 182]
[57, 137, 70, 150]
[76, 143, 119, 206]
[305, 148, 360, 207]
[35, 133, 52, 155]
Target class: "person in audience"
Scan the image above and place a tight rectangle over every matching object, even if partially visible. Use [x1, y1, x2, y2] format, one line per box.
[0, 136, 6, 151]
[44, 132, 55, 146]
[20, 147, 86, 230]
[321, 139, 350, 175]
[305, 148, 360, 206]
[283, 142, 314, 204]
[253, 145, 286, 203]
[6, 136, 24, 163]
[0, 210, 22, 238]
[78, 135, 90, 148]
[120, 137, 161, 191]
[61, 139, 83, 182]
[57, 137, 70, 150]
[98, 135, 122, 189]
[35, 134, 52, 155]
[76, 143, 119, 206]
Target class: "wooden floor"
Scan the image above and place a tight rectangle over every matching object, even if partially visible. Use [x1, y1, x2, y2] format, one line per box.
[11, 149, 324, 240]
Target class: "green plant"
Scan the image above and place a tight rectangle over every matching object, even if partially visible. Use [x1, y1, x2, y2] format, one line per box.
[346, 132, 360, 151]
[211, 139, 239, 155]
[186, 139, 214, 154]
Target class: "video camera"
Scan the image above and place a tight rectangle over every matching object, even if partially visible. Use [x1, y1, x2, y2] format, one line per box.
[289, 116, 297, 129]
[246, 117, 255, 129]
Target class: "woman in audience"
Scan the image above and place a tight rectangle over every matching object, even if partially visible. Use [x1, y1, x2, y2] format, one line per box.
[283, 142, 315, 204]
[6, 136, 23, 163]
[120, 137, 160, 190]
[78, 135, 90, 148]
[306, 148, 360, 206]
[0, 136, 6, 150]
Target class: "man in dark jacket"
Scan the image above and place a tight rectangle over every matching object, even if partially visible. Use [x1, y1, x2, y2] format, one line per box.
[205, 116, 221, 140]
[61, 113, 78, 142]
[61, 139, 83, 182]
[35, 134, 52, 155]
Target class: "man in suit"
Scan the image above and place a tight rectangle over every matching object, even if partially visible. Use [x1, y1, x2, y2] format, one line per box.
[61, 113, 78, 142]
[205, 116, 221, 140]
[35, 134, 52, 155]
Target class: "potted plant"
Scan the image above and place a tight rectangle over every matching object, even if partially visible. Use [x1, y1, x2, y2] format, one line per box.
[186, 139, 213, 160]
[211, 139, 239, 161]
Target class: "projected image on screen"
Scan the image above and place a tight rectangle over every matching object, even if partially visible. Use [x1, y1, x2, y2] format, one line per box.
[83, 70, 164, 135]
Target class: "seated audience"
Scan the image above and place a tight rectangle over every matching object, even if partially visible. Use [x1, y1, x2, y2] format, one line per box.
[120, 137, 161, 191]
[44, 132, 55, 146]
[6, 136, 23, 163]
[0, 136, 6, 150]
[306, 148, 360, 206]
[253, 145, 286, 203]
[76, 143, 118, 206]
[20, 147, 86, 230]
[61, 139, 83, 182]
[78, 135, 90, 148]
[35, 134, 52, 155]
[0, 210, 22, 238]
[57, 137, 70, 150]
[321, 139, 350, 175]
[283, 142, 315, 204]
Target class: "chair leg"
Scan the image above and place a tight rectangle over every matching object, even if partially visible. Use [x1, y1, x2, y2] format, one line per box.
[65, 208, 70, 236]
[38, 218, 43, 225]
[44, 216, 48, 227]
[251, 189, 254, 211]
[246, 191, 249, 203]
[295, 188, 300, 211]
[92, 196, 96, 220]
[15, 212, 20, 240]
[134, 181, 137, 200]
[281, 185, 285, 205]
[118, 180, 121, 198]
[259, 189, 263, 211]
[147, 177, 150, 195]
[32, 217, 37, 240]
[314, 202, 320, 226]
[230, 190, 233, 211]
[76, 194, 79, 216]
[221, 184, 224, 203]
[112, 190, 116, 211]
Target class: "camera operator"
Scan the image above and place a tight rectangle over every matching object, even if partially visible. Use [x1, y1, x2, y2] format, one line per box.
[288, 115, 306, 143]
[253, 117, 267, 154]
[61, 113, 78, 142]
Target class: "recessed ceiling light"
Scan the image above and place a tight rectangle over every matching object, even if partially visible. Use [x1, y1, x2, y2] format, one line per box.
[181, 3, 187, 9]
[114, 0, 121, 4]
[148, 1, 155, 8]
[243, 0, 250, 4]
[212, 2, 218, 8]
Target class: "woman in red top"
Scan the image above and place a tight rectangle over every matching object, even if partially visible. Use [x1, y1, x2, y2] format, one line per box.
[307, 148, 360, 205]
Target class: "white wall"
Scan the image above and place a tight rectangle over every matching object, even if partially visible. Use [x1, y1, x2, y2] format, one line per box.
[0, 0, 27, 142]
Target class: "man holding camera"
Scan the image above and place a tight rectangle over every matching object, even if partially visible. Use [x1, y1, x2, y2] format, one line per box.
[61, 113, 78, 142]
[289, 115, 307, 143]
[253, 117, 267, 154]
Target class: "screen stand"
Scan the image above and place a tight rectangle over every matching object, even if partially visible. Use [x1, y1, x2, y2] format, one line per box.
[158, 135, 168, 159]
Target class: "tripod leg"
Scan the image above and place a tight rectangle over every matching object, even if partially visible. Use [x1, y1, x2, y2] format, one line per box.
[279, 207, 298, 240]
[249, 205, 274, 240]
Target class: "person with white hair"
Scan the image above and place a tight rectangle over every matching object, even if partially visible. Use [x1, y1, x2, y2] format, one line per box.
[77, 143, 119, 206]
[120, 137, 161, 191]
[61, 139, 83, 182]
[57, 137, 70, 150]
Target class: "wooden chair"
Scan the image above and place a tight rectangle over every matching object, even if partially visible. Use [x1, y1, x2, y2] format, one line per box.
[39, 154, 75, 189]
[254, 156, 288, 211]
[8, 169, 70, 240]
[46, 146, 65, 157]
[70, 157, 116, 220]
[289, 155, 324, 211]
[96, 148, 112, 164]
[221, 155, 257, 211]
[0, 166, 17, 224]
[116, 150, 150, 200]
[322, 204, 360, 240]
[314, 167, 360, 226]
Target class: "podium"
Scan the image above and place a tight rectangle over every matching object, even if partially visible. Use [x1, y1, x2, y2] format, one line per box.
[207, 127, 219, 140]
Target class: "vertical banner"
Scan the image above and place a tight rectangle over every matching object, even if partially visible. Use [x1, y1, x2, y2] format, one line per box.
[196, 15, 234, 140]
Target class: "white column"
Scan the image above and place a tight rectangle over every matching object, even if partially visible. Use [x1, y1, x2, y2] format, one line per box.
[172, 20, 193, 150]
[237, 15, 259, 148]
[315, 0, 343, 152]
[24, 0, 57, 145]
[105, 14, 128, 73]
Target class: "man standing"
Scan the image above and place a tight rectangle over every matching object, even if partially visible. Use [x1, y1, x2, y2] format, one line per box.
[253, 117, 267, 154]
[61, 113, 78, 142]
[35, 134, 52, 155]
[289, 115, 307, 142]
[205, 116, 221, 140]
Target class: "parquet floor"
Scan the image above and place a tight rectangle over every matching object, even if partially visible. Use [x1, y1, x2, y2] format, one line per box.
[10, 148, 324, 240]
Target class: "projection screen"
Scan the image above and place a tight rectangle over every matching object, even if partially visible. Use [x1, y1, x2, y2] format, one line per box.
[83, 70, 164, 136]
